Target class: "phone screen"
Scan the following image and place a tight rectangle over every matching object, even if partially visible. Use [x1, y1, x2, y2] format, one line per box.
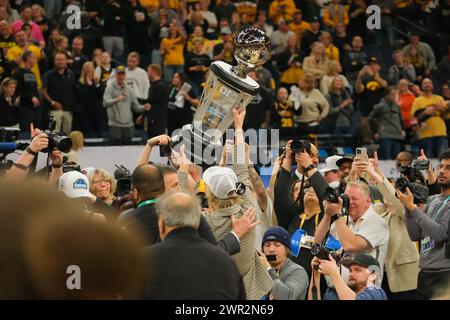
[265, 254, 277, 262]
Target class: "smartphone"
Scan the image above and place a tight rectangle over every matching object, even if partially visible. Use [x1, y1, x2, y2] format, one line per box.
[356, 147, 369, 162]
[265, 254, 277, 262]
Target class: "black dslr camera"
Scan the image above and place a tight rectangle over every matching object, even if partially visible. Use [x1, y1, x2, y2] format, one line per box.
[280, 139, 311, 159]
[311, 243, 342, 268]
[396, 178, 429, 204]
[323, 187, 350, 215]
[42, 117, 72, 153]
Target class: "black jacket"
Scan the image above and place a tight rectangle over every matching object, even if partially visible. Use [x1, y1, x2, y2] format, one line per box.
[100, 1, 125, 36]
[142, 227, 246, 300]
[145, 78, 169, 129]
[120, 202, 240, 254]
[12, 67, 39, 110]
[0, 95, 20, 126]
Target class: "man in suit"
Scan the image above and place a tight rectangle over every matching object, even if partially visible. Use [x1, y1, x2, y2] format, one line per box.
[143, 191, 246, 299]
[119, 163, 255, 254]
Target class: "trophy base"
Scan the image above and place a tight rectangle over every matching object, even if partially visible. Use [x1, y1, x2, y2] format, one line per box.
[209, 61, 259, 96]
[171, 124, 221, 169]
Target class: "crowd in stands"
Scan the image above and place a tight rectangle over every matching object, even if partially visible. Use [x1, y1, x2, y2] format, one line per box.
[0, 0, 448, 159]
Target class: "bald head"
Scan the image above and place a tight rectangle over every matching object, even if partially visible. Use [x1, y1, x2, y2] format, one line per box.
[156, 191, 201, 229]
[131, 164, 165, 200]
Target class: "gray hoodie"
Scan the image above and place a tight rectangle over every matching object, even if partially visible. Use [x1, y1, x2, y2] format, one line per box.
[103, 80, 143, 127]
[268, 258, 309, 300]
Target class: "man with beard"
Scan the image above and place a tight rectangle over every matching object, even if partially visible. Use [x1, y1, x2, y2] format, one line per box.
[397, 149, 450, 299]
[314, 253, 387, 300]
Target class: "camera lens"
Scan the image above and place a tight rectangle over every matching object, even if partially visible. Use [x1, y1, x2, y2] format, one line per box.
[310, 242, 322, 256]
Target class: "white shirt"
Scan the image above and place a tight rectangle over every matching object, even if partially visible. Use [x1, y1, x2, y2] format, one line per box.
[107, 67, 150, 100]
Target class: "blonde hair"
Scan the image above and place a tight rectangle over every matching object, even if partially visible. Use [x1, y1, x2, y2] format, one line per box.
[79, 61, 95, 85]
[329, 75, 344, 94]
[31, 4, 45, 17]
[88, 169, 116, 199]
[346, 181, 371, 198]
[206, 189, 242, 210]
[69, 131, 84, 151]
[326, 60, 339, 76]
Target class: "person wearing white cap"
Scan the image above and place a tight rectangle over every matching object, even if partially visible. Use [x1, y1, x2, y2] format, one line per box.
[58, 171, 106, 222]
[201, 108, 274, 300]
[320, 155, 342, 189]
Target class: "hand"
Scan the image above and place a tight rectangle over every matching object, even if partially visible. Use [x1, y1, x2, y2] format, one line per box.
[295, 151, 313, 169]
[50, 150, 63, 167]
[245, 143, 251, 164]
[233, 107, 246, 130]
[317, 255, 340, 277]
[143, 103, 151, 111]
[29, 132, 48, 153]
[342, 98, 353, 107]
[323, 198, 343, 217]
[311, 256, 321, 270]
[30, 123, 43, 138]
[116, 94, 125, 102]
[147, 135, 171, 147]
[424, 106, 436, 116]
[231, 207, 259, 239]
[417, 148, 428, 162]
[256, 249, 271, 269]
[260, 122, 269, 129]
[31, 97, 41, 108]
[220, 139, 234, 166]
[396, 187, 416, 211]
[135, 114, 145, 125]
[53, 101, 62, 110]
[178, 144, 190, 172]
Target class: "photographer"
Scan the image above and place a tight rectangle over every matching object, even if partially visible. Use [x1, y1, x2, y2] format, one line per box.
[313, 253, 387, 300]
[314, 181, 389, 298]
[397, 149, 450, 299]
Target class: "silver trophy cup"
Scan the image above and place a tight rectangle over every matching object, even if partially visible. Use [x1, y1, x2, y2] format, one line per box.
[172, 27, 271, 166]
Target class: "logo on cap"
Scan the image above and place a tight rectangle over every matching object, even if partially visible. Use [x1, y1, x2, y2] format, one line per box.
[73, 178, 88, 190]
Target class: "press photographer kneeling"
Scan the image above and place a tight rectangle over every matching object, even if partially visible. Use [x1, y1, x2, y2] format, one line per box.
[314, 181, 390, 299]
[397, 149, 450, 299]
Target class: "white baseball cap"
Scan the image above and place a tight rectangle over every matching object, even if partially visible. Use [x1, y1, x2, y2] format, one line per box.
[58, 171, 96, 200]
[320, 155, 342, 174]
[202, 166, 238, 199]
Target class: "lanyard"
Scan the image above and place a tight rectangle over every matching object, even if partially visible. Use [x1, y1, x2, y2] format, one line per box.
[137, 198, 157, 208]
[299, 212, 320, 230]
[431, 196, 450, 222]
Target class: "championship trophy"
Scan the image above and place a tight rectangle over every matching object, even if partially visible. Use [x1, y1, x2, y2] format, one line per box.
[171, 27, 271, 165]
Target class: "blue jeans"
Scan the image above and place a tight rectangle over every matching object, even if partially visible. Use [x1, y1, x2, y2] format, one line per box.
[419, 136, 448, 158]
[163, 65, 184, 82]
[379, 138, 402, 160]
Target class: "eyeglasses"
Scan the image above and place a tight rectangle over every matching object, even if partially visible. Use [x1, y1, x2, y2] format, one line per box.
[92, 179, 111, 185]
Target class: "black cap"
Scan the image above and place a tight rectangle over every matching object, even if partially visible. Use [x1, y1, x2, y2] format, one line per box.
[336, 155, 354, 167]
[341, 253, 380, 269]
[311, 16, 320, 22]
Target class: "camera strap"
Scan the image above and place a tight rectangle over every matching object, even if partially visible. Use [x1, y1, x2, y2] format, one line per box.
[431, 196, 450, 223]
[299, 212, 320, 230]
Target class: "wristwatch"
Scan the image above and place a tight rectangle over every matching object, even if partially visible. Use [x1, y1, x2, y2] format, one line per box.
[304, 164, 316, 175]
[26, 147, 38, 157]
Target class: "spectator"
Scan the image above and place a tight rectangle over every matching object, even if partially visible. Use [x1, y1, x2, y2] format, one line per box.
[88, 168, 116, 207]
[323, 0, 349, 31]
[320, 31, 340, 62]
[288, 10, 311, 43]
[76, 61, 105, 138]
[12, 51, 40, 131]
[320, 155, 343, 187]
[70, 36, 89, 80]
[214, 0, 237, 23]
[320, 60, 351, 96]
[388, 50, 416, 85]
[372, 0, 395, 47]
[303, 42, 329, 82]
[244, 70, 272, 131]
[166, 71, 196, 136]
[301, 16, 321, 56]
[186, 26, 212, 56]
[92, 48, 103, 68]
[336, 155, 354, 181]
[402, 34, 436, 78]
[410, 78, 448, 158]
[323, 76, 354, 135]
[149, 8, 169, 67]
[269, 0, 297, 24]
[0, 77, 20, 128]
[348, 0, 367, 40]
[397, 149, 450, 299]
[396, 79, 416, 136]
[143, 64, 170, 139]
[124, 0, 151, 60]
[7, 29, 42, 89]
[123, 52, 150, 103]
[314, 181, 390, 299]
[314, 253, 388, 300]
[184, 10, 209, 36]
[100, 0, 125, 61]
[31, 4, 55, 44]
[355, 57, 388, 144]
[95, 51, 114, 90]
[295, 74, 330, 137]
[149, 0, 177, 24]
[0, 1, 19, 23]
[277, 34, 304, 89]
[369, 87, 406, 160]
[212, 28, 235, 64]
[142, 191, 246, 300]
[102, 65, 149, 145]
[160, 21, 186, 82]
[342, 36, 367, 84]
[198, 0, 218, 39]
[332, 23, 352, 56]
[258, 226, 309, 300]
[403, 45, 427, 83]
[66, 131, 84, 165]
[395, 150, 413, 172]
[270, 87, 295, 139]
[270, 19, 295, 57]
[42, 52, 77, 135]
[254, 10, 274, 38]
[11, 4, 45, 48]
[201, 108, 274, 300]
[185, 37, 210, 92]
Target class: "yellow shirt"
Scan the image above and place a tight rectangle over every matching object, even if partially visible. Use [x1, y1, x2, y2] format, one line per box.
[410, 94, 447, 138]
[7, 44, 42, 89]
[288, 21, 311, 42]
[280, 65, 303, 85]
[325, 45, 340, 61]
[323, 4, 349, 27]
[269, 0, 297, 24]
[161, 36, 185, 65]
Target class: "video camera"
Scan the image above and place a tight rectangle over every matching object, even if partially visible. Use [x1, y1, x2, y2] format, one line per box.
[41, 117, 72, 153]
[323, 187, 350, 216]
[310, 234, 343, 269]
[114, 164, 132, 197]
[0, 127, 30, 171]
[396, 178, 429, 204]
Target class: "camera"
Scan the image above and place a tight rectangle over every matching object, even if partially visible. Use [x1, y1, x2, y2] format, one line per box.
[291, 139, 311, 154]
[396, 178, 429, 204]
[311, 243, 342, 268]
[114, 164, 132, 197]
[42, 117, 72, 153]
[159, 136, 183, 157]
[412, 159, 430, 171]
[62, 161, 81, 173]
[0, 127, 29, 171]
[323, 187, 350, 215]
